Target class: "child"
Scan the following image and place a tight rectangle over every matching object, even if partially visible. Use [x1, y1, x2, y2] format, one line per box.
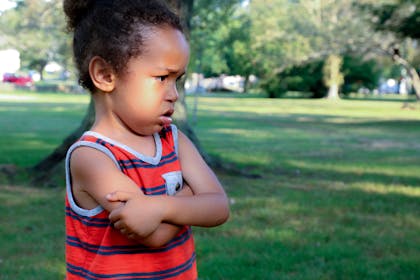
[63, 1, 230, 279]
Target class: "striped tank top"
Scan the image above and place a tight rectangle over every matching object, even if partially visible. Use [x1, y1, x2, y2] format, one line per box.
[65, 125, 197, 279]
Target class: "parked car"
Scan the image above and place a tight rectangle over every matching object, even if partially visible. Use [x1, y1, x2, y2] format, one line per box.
[2, 73, 34, 87]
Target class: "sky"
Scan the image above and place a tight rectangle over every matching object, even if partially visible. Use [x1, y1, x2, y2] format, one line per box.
[0, 0, 16, 12]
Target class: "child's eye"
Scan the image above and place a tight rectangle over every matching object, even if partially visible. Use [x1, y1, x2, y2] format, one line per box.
[156, 75, 168, 82]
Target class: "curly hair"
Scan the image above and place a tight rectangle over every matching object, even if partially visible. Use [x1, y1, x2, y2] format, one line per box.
[63, 0, 183, 92]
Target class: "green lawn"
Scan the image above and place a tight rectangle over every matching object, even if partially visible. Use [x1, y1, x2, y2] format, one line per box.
[0, 92, 419, 279]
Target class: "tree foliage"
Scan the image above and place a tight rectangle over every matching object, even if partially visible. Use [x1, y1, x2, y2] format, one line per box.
[367, 0, 420, 39]
[189, 0, 242, 77]
[247, 0, 384, 97]
[0, 0, 70, 79]
[342, 55, 382, 94]
[362, 0, 420, 99]
[243, 0, 420, 98]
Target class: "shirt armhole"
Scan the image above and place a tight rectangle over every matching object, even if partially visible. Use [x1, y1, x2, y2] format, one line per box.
[65, 141, 121, 217]
[170, 124, 179, 156]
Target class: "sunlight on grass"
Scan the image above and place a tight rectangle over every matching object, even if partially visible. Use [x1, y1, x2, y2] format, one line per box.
[351, 182, 420, 198]
[0, 93, 38, 101]
[289, 160, 420, 181]
[193, 97, 420, 120]
[0, 92, 89, 104]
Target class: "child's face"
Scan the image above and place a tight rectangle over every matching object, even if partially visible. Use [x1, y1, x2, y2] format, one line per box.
[111, 26, 190, 136]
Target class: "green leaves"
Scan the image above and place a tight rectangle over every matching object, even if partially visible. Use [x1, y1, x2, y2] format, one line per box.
[0, 0, 70, 76]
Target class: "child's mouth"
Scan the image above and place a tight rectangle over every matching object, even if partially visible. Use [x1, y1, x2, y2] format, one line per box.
[160, 110, 174, 126]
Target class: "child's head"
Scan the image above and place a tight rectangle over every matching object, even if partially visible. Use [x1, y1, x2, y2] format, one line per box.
[63, 0, 183, 93]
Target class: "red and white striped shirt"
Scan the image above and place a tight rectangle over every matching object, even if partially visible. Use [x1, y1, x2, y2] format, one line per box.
[65, 125, 197, 279]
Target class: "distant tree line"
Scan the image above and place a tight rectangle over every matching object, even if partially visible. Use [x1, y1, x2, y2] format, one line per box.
[0, 0, 418, 99]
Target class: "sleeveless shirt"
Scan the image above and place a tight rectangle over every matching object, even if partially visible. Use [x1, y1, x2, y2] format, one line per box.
[65, 125, 197, 279]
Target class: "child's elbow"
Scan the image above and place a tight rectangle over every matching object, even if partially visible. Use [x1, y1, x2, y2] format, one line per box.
[218, 211, 230, 226]
[216, 197, 230, 226]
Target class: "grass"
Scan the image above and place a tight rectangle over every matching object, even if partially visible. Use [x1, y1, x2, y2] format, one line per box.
[0, 92, 88, 167]
[0, 91, 419, 279]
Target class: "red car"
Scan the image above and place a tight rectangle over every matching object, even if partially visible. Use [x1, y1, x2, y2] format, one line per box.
[2, 73, 34, 87]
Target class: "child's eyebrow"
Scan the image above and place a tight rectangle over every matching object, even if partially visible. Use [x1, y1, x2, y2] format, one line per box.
[157, 67, 186, 74]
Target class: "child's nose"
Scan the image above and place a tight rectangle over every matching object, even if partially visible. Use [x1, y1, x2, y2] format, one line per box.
[167, 86, 179, 102]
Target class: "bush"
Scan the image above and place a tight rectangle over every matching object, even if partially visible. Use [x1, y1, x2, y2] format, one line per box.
[342, 55, 382, 94]
[260, 60, 327, 98]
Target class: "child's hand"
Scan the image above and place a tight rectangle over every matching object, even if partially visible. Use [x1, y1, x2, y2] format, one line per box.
[106, 191, 164, 239]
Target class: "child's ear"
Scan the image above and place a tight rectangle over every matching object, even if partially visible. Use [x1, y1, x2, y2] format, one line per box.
[89, 56, 116, 92]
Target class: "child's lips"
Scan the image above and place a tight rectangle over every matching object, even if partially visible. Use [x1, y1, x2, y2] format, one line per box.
[160, 110, 174, 126]
[159, 115, 173, 126]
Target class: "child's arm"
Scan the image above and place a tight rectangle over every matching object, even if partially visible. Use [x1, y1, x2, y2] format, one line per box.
[166, 130, 230, 225]
[107, 131, 230, 231]
[69, 146, 185, 247]
[114, 185, 193, 246]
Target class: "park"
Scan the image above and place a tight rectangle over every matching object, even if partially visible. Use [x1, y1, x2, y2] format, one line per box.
[0, 0, 419, 279]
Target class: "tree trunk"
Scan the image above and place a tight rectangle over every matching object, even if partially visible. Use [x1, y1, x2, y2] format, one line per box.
[323, 54, 343, 99]
[38, 64, 45, 81]
[29, 98, 95, 185]
[390, 51, 420, 100]
[408, 66, 420, 100]
[243, 75, 250, 93]
[327, 83, 339, 99]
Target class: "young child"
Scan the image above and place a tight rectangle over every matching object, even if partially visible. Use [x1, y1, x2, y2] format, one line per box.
[63, 1, 230, 279]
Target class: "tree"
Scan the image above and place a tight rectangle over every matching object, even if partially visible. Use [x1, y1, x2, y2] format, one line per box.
[271, 54, 382, 98]
[323, 54, 344, 99]
[221, 10, 255, 92]
[248, 0, 391, 98]
[248, 0, 315, 97]
[0, 0, 69, 79]
[363, 0, 420, 99]
[188, 0, 242, 77]
[273, 60, 326, 98]
[301, 0, 387, 99]
[341, 55, 382, 94]
[369, 0, 420, 39]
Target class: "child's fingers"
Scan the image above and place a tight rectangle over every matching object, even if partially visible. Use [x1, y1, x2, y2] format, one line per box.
[111, 219, 122, 229]
[109, 207, 123, 223]
[106, 191, 132, 202]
